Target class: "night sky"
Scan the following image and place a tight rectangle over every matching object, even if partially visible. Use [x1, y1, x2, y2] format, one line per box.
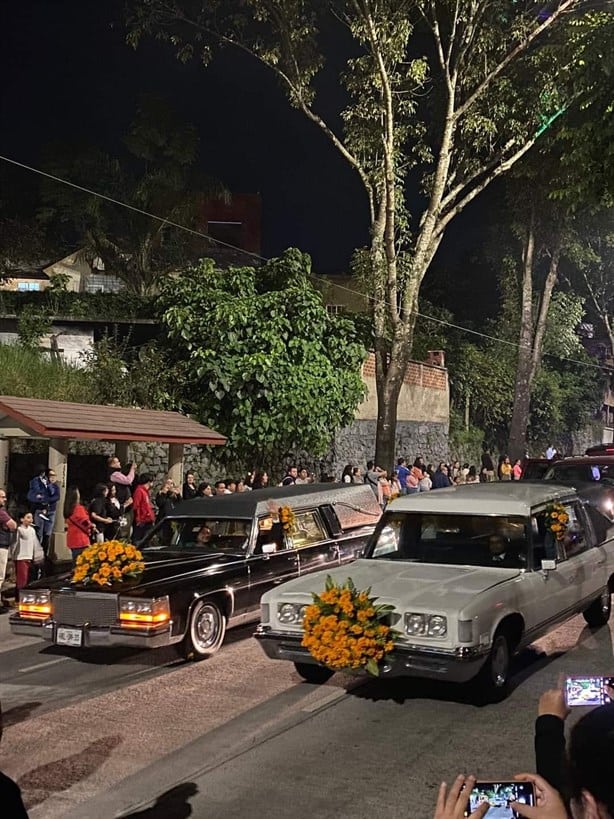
[1, 0, 498, 314]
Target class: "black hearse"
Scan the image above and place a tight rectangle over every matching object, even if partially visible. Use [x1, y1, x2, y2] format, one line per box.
[10, 483, 381, 659]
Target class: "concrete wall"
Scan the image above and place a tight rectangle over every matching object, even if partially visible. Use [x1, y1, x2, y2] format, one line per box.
[0, 326, 93, 367]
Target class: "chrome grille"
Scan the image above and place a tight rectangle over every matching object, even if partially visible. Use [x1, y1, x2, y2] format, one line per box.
[52, 591, 119, 627]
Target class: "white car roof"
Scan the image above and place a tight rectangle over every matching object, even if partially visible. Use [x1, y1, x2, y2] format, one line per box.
[388, 482, 577, 517]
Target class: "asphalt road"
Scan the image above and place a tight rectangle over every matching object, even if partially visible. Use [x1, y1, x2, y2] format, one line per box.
[2, 610, 613, 819]
[68, 614, 614, 819]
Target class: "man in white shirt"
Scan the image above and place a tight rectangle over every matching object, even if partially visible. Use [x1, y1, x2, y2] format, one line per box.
[545, 445, 557, 460]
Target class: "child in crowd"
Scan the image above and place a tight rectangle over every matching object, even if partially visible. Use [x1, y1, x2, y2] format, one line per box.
[11, 511, 43, 589]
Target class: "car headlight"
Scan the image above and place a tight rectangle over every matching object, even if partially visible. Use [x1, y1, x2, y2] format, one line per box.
[427, 615, 447, 637]
[405, 613, 427, 635]
[404, 612, 447, 637]
[277, 603, 309, 624]
[119, 596, 170, 626]
[18, 589, 51, 618]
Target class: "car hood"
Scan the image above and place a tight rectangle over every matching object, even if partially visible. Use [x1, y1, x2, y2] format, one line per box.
[38, 551, 245, 595]
[272, 559, 520, 613]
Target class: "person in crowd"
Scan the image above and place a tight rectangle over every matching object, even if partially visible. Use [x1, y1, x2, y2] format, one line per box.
[105, 483, 123, 540]
[226, 479, 238, 493]
[89, 483, 114, 540]
[182, 470, 198, 501]
[0, 489, 17, 612]
[450, 460, 462, 482]
[107, 455, 135, 511]
[236, 478, 251, 493]
[499, 455, 513, 481]
[390, 470, 403, 499]
[481, 449, 496, 482]
[414, 456, 426, 470]
[40, 468, 60, 562]
[461, 463, 470, 480]
[513, 458, 523, 481]
[156, 478, 182, 521]
[196, 481, 213, 497]
[27, 464, 50, 543]
[426, 463, 435, 479]
[251, 471, 269, 490]
[406, 463, 422, 494]
[11, 511, 43, 590]
[396, 458, 410, 495]
[419, 469, 432, 492]
[351, 466, 363, 484]
[214, 480, 230, 495]
[0, 700, 29, 817]
[132, 474, 155, 542]
[295, 468, 312, 485]
[364, 461, 382, 497]
[341, 464, 354, 484]
[465, 465, 480, 484]
[378, 470, 392, 507]
[546, 444, 557, 460]
[64, 487, 96, 564]
[281, 466, 298, 486]
[432, 463, 453, 490]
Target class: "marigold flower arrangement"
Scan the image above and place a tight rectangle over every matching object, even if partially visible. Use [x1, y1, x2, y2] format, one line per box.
[71, 540, 145, 587]
[301, 575, 397, 676]
[545, 503, 570, 542]
[278, 505, 296, 535]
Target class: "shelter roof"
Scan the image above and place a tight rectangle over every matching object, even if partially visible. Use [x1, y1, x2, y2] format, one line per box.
[0, 395, 226, 445]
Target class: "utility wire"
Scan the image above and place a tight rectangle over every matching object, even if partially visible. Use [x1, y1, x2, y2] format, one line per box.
[1, 153, 611, 375]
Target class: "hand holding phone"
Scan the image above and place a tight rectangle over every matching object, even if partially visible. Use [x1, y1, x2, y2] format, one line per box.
[465, 781, 535, 818]
[564, 676, 614, 707]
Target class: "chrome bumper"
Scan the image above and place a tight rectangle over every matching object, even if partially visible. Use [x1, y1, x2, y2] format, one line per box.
[9, 615, 174, 649]
[254, 627, 489, 683]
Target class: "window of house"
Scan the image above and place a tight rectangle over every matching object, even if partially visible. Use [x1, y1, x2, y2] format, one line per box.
[326, 304, 345, 316]
[17, 282, 41, 291]
[207, 221, 243, 248]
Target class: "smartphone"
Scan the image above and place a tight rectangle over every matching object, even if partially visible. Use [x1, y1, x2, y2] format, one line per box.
[564, 676, 614, 707]
[464, 781, 535, 818]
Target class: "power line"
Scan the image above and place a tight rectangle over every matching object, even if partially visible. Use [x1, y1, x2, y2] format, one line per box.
[1, 153, 611, 375]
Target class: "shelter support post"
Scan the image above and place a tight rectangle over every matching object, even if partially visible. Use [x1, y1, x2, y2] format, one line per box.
[167, 443, 184, 489]
[49, 438, 70, 562]
[114, 441, 130, 467]
[0, 439, 9, 489]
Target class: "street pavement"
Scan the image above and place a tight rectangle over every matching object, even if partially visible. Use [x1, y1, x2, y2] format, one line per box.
[2, 607, 611, 819]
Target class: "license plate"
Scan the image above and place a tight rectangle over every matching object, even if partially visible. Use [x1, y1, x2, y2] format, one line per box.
[56, 627, 83, 647]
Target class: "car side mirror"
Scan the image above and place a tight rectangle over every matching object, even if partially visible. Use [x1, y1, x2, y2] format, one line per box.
[541, 559, 557, 573]
[262, 543, 277, 558]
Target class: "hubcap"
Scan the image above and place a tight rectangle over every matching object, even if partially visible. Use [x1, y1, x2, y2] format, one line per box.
[491, 637, 509, 688]
[192, 605, 220, 652]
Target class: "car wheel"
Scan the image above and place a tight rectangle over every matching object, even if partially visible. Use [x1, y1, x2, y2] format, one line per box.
[180, 600, 227, 661]
[294, 662, 334, 684]
[473, 630, 512, 704]
[583, 589, 612, 628]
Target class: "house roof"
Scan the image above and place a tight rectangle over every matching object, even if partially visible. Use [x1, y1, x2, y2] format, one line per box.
[0, 395, 226, 445]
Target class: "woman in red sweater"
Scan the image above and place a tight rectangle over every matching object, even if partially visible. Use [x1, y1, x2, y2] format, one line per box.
[64, 487, 96, 563]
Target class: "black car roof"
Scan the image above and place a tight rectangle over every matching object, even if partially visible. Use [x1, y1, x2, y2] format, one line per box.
[168, 482, 382, 529]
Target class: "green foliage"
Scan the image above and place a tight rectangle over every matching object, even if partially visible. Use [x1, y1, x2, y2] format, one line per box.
[0, 290, 155, 320]
[157, 249, 367, 463]
[0, 343, 92, 402]
[17, 305, 52, 349]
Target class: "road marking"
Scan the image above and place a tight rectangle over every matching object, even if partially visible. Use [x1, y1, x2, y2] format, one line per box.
[301, 687, 346, 713]
[18, 657, 70, 674]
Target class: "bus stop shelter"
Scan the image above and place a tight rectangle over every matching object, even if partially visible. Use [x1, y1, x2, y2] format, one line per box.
[0, 395, 226, 560]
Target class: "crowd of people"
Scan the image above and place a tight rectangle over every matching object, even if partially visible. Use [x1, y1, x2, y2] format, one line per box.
[435, 683, 614, 819]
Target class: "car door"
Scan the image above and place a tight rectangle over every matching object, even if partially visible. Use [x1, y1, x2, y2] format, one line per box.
[246, 519, 300, 608]
[564, 502, 608, 609]
[291, 508, 343, 577]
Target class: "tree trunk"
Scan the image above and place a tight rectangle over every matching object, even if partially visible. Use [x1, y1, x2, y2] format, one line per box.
[508, 218, 536, 461]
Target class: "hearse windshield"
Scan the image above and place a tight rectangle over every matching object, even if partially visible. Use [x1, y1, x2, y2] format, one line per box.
[366, 512, 529, 569]
[141, 518, 252, 553]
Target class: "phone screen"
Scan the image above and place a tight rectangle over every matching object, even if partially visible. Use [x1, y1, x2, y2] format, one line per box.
[565, 676, 614, 707]
[465, 782, 535, 818]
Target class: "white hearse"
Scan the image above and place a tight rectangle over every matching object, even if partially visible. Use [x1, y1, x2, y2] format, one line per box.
[256, 484, 614, 701]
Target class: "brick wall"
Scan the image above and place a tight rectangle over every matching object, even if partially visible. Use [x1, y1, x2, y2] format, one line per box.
[361, 353, 447, 391]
